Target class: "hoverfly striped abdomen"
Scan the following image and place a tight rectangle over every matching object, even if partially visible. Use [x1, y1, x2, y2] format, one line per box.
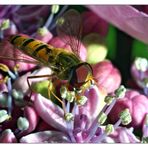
[9, 35, 55, 66]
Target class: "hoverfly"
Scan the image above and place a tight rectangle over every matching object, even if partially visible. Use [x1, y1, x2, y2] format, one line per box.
[1, 9, 95, 110]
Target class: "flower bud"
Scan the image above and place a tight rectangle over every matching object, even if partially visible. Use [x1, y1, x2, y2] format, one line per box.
[92, 60, 121, 93]
[109, 89, 148, 128]
[0, 110, 10, 123]
[83, 33, 108, 64]
[17, 117, 29, 131]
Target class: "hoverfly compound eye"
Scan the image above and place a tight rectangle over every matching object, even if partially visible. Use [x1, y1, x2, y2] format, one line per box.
[75, 63, 93, 84]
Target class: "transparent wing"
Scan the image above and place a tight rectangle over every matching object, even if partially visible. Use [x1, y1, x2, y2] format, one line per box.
[56, 9, 82, 57]
[0, 41, 41, 65]
[0, 55, 40, 65]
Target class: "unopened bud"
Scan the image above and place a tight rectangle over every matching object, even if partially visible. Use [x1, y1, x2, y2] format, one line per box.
[0, 110, 10, 123]
[17, 117, 29, 131]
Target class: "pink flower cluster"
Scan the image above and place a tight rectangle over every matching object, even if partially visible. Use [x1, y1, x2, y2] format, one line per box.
[0, 5, 148, 143]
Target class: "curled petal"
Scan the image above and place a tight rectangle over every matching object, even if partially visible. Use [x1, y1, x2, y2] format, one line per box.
[80, 85, 107, 123]
[109, 127, 140, 143]
[12, 72, 31, 94]
[88, 5, 148, 44]
[20, 130, 70, 143]
[33, 94, 67, 132]
[0, 129, 17, 143]
[1, 106, 23, 131]
[17, 106, 39, 137]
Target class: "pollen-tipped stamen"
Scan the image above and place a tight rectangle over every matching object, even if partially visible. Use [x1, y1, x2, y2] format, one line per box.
[13, 64, 20, 77]
[44, 5, 59, 29]
[0, 63, 17, 80]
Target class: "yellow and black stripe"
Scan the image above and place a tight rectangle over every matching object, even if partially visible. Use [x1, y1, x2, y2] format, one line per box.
[9, 35, 54, 65]
[9, 34, 94, 88]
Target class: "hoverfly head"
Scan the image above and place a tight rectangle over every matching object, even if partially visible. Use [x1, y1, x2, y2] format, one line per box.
[69, 62, 94, 90]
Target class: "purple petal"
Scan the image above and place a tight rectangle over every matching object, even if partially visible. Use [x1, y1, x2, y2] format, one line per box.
[80, 85, 107, 122]
[20, 130, 70, 143]
[0, 129, 17, 143]
[108, 127, 140, 143]
[12, 72, 31, 94]
[17, 106, 39, 138]
[33, 94, 67, 132]
[87, 5, 148, 44]
[118, 128, 140, 143]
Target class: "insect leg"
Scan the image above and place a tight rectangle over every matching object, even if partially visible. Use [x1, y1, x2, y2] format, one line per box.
[27, 74, 66, 114]
[27, 74, 54, 99]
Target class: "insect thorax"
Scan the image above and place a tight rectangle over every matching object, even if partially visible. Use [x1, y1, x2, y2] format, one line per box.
[52, 51, 81, 80]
